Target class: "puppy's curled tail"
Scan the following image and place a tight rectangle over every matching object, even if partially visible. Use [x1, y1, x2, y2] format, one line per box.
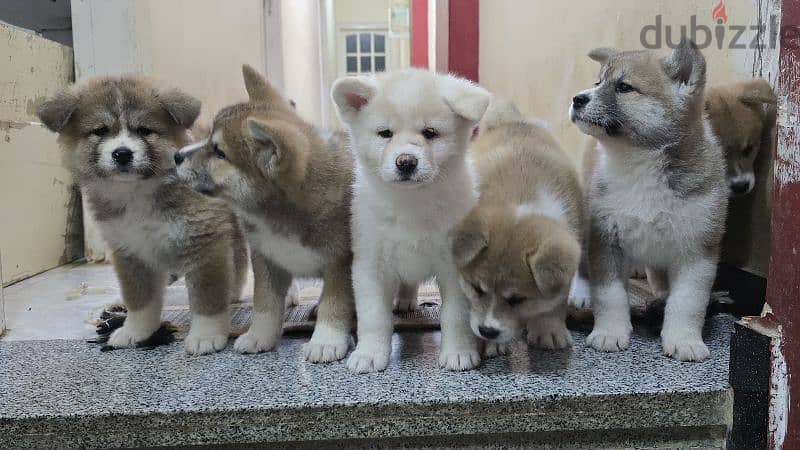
[480, 96, 525, 131]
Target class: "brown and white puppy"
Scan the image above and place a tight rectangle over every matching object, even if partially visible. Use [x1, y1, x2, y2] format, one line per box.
[38, 76, 247, 355]
[451, 97, 582, 357]
[175, 65, 355, 363]
[569, 40, 728, 362]
[706, 79, 777, 197]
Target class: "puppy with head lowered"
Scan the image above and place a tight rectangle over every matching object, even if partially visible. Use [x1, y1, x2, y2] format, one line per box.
[332, 69, 491, 373]
[569, 39, 727, 361]
[38, 76, 247, 354]
[175, 66, 354, 363]
[450, 98, 582, 357]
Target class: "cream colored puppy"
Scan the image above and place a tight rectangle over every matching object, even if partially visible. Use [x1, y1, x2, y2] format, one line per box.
[332, 69, 491, 373]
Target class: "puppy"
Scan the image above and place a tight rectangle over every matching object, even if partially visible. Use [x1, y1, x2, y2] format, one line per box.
[332, 68, 491, 373]
[38, 76, 247, 355]
[706, 79, 777, 196]
[450, 97, 582, 357]
[569, 39, 728, 362]
[175, 66, 355, 363]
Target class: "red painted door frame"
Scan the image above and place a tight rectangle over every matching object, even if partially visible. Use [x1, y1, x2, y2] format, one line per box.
[410, 0, 429, 68]
[410, 0, 480, 82]
[768, 0, 800, 447]
[448, 0, 479, 82]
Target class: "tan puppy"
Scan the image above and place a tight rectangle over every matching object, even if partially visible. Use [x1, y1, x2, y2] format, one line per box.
[706, 79, 776, 197]
[38, 76, 247, 355]
[175, 66, 354, 363]
[450, 97, 582, 357]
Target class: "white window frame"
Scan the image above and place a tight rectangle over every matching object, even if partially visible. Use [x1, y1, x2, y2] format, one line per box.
[337, 24, 394, 77]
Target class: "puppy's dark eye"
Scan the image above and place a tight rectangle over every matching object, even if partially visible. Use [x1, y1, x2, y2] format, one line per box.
[212, 144, 226, 159]
[471, 283, 486, 296]
[422, 127, 438, 140]
[136, 126, 155, 136]
[378, 129, 393, 139]
[594, 80, 602, 86]
[616, 82, 634, 93]
[507, 294, 527, 306]
[91, 126, 109, 137]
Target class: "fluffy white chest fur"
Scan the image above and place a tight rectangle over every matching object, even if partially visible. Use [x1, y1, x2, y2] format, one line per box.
[92, 182, 184, 270]
[241, 213, 325, 277]
[593, 152, 717, 267]
[351, 164, 477, 283]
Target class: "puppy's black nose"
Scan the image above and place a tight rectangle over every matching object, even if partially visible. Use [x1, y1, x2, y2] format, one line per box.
[572, 94, 590, 108]
[396, 153, 418, 176]
[730, 181, 750, 195]
[174, 151, 185, 166]
[111, 147, 133, 165]
[478, 325, 500, 340]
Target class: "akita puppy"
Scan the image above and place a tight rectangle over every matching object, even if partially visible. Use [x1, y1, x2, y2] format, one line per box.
[332, 69, 491, 373]
[450, 97, 582, 357]
[569, 39, 728, 361]
[175, 66, 354, 363]
[38, 76, 247, 354]
[706, 79, 777, 197]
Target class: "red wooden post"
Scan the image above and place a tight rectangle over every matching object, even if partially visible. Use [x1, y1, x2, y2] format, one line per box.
[767, 0, 800, 447]
[448, 0, 479, 82]
[410, 0, 429, 69]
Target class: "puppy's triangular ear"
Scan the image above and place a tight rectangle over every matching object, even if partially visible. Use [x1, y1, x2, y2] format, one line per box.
[449, 211, 489, 268]
[738, 79, 777, 106]
[525, 233, 580, 299]
[331, 76, 377, 124]
[37, 89, 79, 132]
[245, 118, 309, 182]
[439, 76, 491, 123]
[588, 47, 619, 65]
[158, 88, 201, 129]
[242, 64, 284, 103]
[663, 38, 706, 94]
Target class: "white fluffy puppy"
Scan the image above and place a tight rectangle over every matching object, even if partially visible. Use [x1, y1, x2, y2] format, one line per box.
[332, 69, 491, 373]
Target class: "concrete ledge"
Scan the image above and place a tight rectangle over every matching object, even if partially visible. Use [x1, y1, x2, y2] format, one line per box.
[0, 316, 734, 449]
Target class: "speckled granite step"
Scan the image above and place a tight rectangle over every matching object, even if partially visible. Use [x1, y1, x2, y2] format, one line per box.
[0, 316, 733, 449]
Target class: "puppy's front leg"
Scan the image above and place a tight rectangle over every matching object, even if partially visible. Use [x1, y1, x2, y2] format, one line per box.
[526, 302, 573, 350]
[586, 229, 633, 352]
[233, 251, 290, 354]
[184, 246, 235, 355]
[107, 252, 166, 348]
[347, 254, 396, 373]
[303, 260, 354, 363]
[437, 268, 481, 371]
[393, 283, 419, 312]
[660, 257, 715, 362]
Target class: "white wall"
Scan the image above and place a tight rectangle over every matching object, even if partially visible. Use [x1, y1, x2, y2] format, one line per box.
[0, 22, 74, 284]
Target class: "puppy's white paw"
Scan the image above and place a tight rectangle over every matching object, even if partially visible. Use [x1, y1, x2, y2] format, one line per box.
[393, 294, 418, 313]
[568, 275, 592, 309]
[347, 345, 391, 374]
[483, 341, 509, 358]
[586, 325, 632, 352]
[185, 313, 230, 355]
[527, 323, 573, 350]
[185, 333, 228, 355]
[233, 331, 278, 354]
[439, 345, 481, 371]
[107, 325, 154, 349]
[303, 326, 351, 363]
[662, 332, 710, 362]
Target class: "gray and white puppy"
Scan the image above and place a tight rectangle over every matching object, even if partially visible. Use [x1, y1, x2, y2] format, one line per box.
[175, 66, 356, 363]
[38, 76, 247, 355]
[569, 39, 728, 362]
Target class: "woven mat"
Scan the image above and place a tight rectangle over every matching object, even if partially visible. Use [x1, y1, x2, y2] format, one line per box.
[107, 279, 729, 340]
